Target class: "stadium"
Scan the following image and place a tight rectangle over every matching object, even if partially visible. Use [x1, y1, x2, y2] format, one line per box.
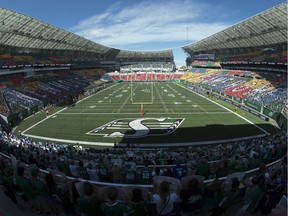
[0, 1, 287, 216]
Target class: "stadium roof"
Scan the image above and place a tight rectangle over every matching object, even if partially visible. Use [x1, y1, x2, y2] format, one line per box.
[0, 8, 112, 53]
[0, 8, 174, 62]
[116, 49, 173, 60]
[182, 2, 287, 54]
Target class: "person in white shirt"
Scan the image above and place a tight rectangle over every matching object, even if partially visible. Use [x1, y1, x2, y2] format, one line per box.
[152, 181, 178, 216]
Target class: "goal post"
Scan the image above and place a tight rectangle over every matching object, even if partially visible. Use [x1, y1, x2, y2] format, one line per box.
[130, 71, 154, 115]
[130, 71, 154, 105]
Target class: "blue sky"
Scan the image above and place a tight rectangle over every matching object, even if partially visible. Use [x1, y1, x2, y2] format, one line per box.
[0, 0, 285, 66]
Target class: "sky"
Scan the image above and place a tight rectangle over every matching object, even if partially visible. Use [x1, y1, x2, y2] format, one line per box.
[0, 0, 286, 66]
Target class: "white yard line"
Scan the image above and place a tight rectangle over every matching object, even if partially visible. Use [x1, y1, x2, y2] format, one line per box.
[117, 83, 138, 113]
[22, 83, 119, 134]
[168, 83, 208, 113]
[79, 83, 121, 113]
[154, 83, 169, 113]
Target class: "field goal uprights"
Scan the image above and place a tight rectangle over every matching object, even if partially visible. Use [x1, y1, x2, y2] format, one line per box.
[130, 71, 154, 115]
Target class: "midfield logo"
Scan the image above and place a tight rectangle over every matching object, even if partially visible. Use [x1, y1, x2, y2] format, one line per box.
[87, 117, 185, 138]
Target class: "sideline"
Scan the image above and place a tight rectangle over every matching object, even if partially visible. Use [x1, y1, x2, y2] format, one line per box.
[176, 83, 270, 135]
[22, 133, 266, 148]
[21, 83, 119, 134]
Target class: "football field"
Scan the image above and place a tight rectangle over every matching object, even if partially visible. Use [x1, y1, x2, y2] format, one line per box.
[19, 82, 275, 147]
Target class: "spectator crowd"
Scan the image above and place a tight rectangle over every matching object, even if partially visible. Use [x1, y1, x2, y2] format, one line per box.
[0, 128, 287, 215]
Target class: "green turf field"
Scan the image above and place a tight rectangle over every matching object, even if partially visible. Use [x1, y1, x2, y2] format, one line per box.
[18, 82, 276, 147]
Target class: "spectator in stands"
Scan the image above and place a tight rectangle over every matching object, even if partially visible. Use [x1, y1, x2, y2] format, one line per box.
[69, 160, 79, 178]
[45, 170, 75, 215]
[140, 163, 153, 184]
[253, 179, 286, 215]
[257, 163, 270, 190]
[56, 158, 71, 176]
[152, 180, 179, 216]
[78, 160, 89, 180]
[239, 174, 265, 215]
[195, 156, 210, 179]
[173, 161, 185, 180]
[100, 186, 132, 216]
[180, 178, 203, 214]
[111, 162, 123, 183]
[152, 167, 164, 177]
[98, 158, 110, 182]
[130, 188, 148, 216]
[15, 162, 39, 212]
[216, 160, 229, 178]
[86, 162, 99, 181]
[75, 182, 104, 216]
[0, 157, 17, 204]
[203, 178, 222, 211]
[211, 177, 241, 216]
[124, 162, 136, 184]
[30, 167, 59, 215]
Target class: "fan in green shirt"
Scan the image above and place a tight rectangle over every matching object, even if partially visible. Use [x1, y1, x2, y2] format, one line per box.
[125, 169, 136, 184]
[240, 175, 265, 213]
[15, 164, 37, 200]
[130, 188, 148, 216]
[30, 167, 50, 198]
[98, 163, 110, 181]
[195, 157, 210, 179]
[140, 166, 152, 184]
[211, 177, 241, 216]
[100, 186, 132, 216]
[75, 182, 104, 216]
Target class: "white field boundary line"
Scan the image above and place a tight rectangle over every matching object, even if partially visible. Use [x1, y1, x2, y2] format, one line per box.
[117, 134, 267, 148]
[23, 133, 266, 148]
[79, 83, 122, 113]
[21, 134, 114, 147]
[22, 107, 68, 134]
[175, 83, 269, 135]
[22, 83, 120, 134]
[57, 112, 231, 115]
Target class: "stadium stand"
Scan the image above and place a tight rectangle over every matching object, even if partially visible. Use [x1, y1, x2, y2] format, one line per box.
[0, 2, 287, 216]
[0, 129, 286, 215]
[181, 69, 287, 113]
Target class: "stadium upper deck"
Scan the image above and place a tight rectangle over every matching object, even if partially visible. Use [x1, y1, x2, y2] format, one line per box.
[182, 2, 287, 64]
[0, 8, 174, 68]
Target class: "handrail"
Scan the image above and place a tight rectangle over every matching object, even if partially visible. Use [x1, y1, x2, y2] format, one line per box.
[0, 152, 283, 189]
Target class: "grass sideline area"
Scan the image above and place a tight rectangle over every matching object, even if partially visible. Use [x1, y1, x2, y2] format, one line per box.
[16, 82, 277, 147]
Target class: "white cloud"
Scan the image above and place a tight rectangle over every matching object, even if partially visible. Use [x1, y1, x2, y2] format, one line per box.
[70, 0, 231, 50]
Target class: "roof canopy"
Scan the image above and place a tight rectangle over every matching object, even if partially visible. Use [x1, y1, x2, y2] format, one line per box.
[116, 49, 173, 60]
[182, 2, 287, 54]
[0, 8, 174, 62]
[0, 8, 112, 53]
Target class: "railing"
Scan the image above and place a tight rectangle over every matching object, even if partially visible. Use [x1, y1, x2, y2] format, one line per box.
[0, 152, 282, 190]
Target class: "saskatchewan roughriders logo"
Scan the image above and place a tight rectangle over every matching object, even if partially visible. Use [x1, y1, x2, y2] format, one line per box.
[87, 117, 185, 138]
